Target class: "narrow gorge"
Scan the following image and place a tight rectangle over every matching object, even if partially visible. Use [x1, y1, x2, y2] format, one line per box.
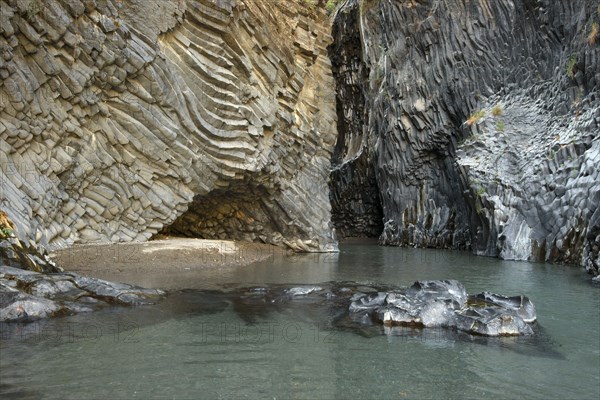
[329, 0, 600, 275]
[1, 0, 599, 276]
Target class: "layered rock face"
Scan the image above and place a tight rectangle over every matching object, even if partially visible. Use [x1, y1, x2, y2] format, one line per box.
[0, 0, 337, 252]
[329, 0, 599, 272]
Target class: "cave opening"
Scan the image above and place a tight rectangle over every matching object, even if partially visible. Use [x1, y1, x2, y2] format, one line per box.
[157, 183, 281, 245]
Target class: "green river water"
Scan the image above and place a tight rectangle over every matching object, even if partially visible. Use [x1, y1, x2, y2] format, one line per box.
[1, 242, 599, 399]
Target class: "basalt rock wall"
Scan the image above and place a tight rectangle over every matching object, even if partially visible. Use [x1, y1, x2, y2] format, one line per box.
[0, 0, 338, 252]
[329, 0, 599, 273]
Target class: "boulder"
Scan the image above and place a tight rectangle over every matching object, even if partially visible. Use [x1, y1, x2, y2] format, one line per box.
[348, 280, 535, 336]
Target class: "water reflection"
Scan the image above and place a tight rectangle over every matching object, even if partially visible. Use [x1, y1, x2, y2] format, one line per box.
[1, 244, 598, 400]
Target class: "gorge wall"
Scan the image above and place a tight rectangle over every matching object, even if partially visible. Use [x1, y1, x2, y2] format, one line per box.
[329, 0, 599, 274]
[1, 0, 598, 275]
[0, 0, 337, 253]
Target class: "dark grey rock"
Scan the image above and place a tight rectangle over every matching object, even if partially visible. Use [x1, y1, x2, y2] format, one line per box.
[455, 308, 534, 336]
[0, 265, 165, 321]
[329, 0, 599, 270]
[471, 292, 537, 323]
[348, 280, 534, 336]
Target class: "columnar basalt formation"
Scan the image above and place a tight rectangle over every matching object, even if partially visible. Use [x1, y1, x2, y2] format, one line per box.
[329, 0, 599, 273]
[0, 0, 338, 252]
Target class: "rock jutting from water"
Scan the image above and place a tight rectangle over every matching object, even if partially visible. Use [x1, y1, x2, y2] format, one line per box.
[349, 280, 536, 336]
[232, 280, 537, 337]
[0, 265, 165, 322]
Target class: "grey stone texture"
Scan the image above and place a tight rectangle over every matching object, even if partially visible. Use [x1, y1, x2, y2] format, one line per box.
[0, 265, 165, 321]
[0, 0, 338, 253]
[329, 0, 599, 273]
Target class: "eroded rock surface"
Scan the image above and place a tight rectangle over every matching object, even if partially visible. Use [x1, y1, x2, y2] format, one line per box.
[1, 210, 60, 273]
[0, 265, 164, 321]
[329, 0, 599, 274]
[349, 280, 536, 336]
[0, 0, 337, 252]
[228, 280, 537, 337]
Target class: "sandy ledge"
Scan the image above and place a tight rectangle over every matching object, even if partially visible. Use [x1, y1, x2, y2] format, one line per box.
[50, 238, 282, 290]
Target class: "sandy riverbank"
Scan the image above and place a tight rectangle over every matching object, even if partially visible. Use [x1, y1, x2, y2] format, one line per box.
[50, 238, 281, 289]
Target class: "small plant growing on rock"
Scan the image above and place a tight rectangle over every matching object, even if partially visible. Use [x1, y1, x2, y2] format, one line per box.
[496, 120, 505, 132]
[0, 211, 16, 240]
[588, 23, 599, 46]
[566, 55, 577, 79]
[491, 104, 503, 117]
[466, 110, 485, 126]
[326, 0, 339, 14]
[26, 0, 41, 21]
[0, 227, 14, 239]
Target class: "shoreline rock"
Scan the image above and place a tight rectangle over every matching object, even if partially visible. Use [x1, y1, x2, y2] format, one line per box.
[0, 266, 165, 322]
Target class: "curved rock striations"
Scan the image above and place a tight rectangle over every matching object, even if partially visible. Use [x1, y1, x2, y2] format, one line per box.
[0, 0, 338, 252]
[329, 0, 599, 271]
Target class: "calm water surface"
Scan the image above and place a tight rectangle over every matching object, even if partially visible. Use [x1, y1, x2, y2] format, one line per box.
[1, 243, 599, 399]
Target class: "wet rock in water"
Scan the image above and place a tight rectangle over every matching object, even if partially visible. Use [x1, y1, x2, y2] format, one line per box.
[347, 280, 535, 336]
[68, 274, 163, 305]
[455, 308, 534, 336]
[349, 292, 387, 312]
[0, 266, 165, 322]
[376, 306, 419, 326]
[419, 300, 459, 328]
[0, 283, 61, 321]
[405, 280, 468, 307]
[471, 292, 537, 323]
[286, 286, 324, 297]
[350, 280, 466, 328]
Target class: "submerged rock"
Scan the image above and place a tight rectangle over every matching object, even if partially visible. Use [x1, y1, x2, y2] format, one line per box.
[286, 286, 324, 297]
[0, 266, 165, 322]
